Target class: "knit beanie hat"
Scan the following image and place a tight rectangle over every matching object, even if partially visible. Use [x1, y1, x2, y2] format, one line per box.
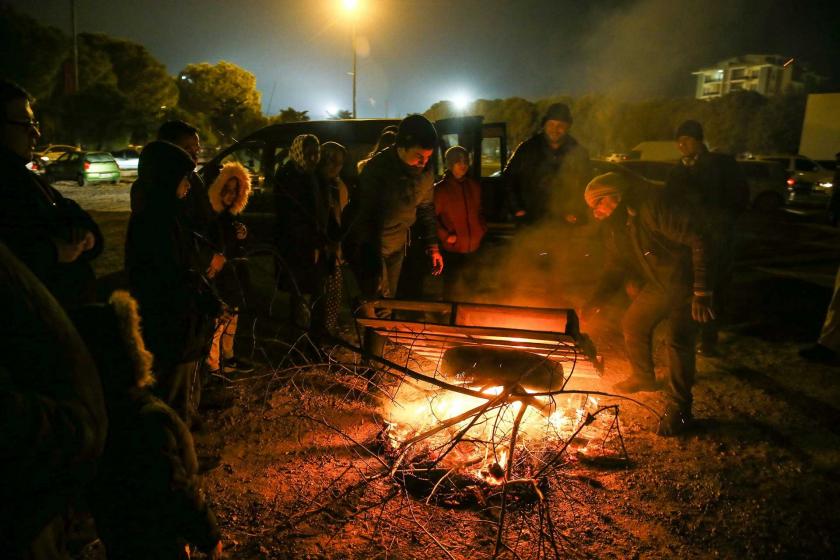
[584, 172, 627, 206]
[444, 145, 469, 165]
[675, 120, 704, 141]
[542, 103, 573, 125]
[396, 114, 438, 149]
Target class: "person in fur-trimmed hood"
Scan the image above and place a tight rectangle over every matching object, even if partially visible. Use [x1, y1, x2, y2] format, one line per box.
[71, 291, 223, 560]
[206, 162, 253, 375]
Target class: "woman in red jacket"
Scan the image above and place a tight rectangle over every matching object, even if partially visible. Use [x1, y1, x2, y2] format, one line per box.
[433, 146, 487, 299]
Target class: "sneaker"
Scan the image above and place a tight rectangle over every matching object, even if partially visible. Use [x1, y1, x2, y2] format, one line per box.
[798, 344, 839, 365]
[656, 404, 693, 436]
[223, 356, 255, 373]
[612, 376, 661, 394]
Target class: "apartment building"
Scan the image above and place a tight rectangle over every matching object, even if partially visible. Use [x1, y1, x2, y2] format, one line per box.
[693, 54, 804, 100]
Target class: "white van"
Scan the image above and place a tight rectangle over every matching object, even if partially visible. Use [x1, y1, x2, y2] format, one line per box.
[628, 141, 681, 162]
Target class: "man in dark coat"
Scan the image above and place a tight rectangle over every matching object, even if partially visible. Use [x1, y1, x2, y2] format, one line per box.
[503, 102, 591, 225]
[583, 173, 713, 436]
[664, 120, 749, 355]
[0, 241, 107, 558]
[126, 140, 221, 426]
[0, 80, 103, 307]
[349, 114, 444, 357]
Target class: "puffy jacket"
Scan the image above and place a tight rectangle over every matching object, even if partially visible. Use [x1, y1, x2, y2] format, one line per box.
[503, 133, 591, 223]
[434, 172, 487, 253]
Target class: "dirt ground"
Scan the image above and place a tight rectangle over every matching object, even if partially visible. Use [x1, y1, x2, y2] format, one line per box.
[58, 181, 840, 559]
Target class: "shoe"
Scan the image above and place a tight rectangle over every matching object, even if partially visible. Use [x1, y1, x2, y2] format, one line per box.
[656, 404, 693, 436]
[223, 356, 255, 373]
[612, 376, 660, 394]
[799, 344, 839, 365]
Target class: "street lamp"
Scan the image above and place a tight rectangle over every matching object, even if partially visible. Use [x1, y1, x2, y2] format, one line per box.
[342, 0, 359, 118]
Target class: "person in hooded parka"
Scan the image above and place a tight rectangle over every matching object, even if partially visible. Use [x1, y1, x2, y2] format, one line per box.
[126, 140, 221, 426]
[205, 161, 254, 374]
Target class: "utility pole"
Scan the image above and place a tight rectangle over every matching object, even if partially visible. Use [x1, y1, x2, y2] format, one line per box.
[351, 19, 357, 119]
[71, 0, 79, 93]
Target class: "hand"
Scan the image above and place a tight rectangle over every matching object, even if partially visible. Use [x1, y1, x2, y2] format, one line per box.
[428, 247, 444, 276]
[206, 253, 226, 279]
[514, 209, 526, 218]
[234, 222, 247, 240]
[209, 540, 223, 560]
[446, 234, 457, 245]
[691, 294, 715, 323]
[53, 238, 86, 263]
[564, 214, 578, 224]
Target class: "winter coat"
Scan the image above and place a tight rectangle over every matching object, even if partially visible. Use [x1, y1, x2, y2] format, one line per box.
[0, 146, 103, 307]
[503, 133, 591, 223]
[126, 141, 219, 368]
[274, 159, 330, 290]
[349, 146, 438, 258]
[0, 242, 107, 555]
[590, 186, 709, 303]
[664, 150, 749, 236]
[90, 389, 220, 560]
[207, 163, 252, 308]
[434, 171, 487, 253]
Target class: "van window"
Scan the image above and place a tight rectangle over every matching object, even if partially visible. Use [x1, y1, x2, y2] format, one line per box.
[221, 140, 266, 190]
[480, 137, 502, 177]
[794, 158, 817, 172]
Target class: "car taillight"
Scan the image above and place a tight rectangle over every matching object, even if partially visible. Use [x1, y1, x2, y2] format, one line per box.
[786, 178, 795, 186]
[84, 161, 90, 170]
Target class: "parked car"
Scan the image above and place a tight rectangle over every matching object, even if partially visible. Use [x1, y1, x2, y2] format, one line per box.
[34, 144, 80, 164]
[111, 148, 141, 172]
[44, 151, 121, 186]
[605, 152, 631, 162]
[751, 154, 834, 206]
[611, 159, 788, 212]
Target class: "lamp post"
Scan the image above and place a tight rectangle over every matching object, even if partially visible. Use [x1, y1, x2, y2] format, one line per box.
[343, 0, 358, 118]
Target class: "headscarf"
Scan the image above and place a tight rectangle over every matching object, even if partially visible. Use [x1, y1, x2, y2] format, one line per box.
[290, 134, 320, 170]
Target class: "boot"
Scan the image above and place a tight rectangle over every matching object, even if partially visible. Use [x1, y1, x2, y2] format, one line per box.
[612, 375, 661, 394]
[656, 403, 693, 436]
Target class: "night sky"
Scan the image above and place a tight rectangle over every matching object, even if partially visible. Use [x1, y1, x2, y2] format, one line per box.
[12, 0, 840, 118]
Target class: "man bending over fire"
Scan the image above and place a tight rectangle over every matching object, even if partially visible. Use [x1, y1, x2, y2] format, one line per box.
[582, 172, 714, 436]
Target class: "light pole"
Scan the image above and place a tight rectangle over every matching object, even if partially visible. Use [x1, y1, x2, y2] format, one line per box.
[343, 0, 358, 118]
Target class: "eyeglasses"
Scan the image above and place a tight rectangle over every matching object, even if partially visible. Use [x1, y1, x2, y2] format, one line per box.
[6, 118, 40, 131]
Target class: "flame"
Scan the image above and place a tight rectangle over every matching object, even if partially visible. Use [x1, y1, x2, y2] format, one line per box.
[383, 378, 603, 479]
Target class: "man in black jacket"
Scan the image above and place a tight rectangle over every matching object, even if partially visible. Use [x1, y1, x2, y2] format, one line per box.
[350, 114, 444, 357]
[664, 120, 749, 355]
[0, 80, 103, 307]
[502, 102, 591, 225]
[583, 172, 714, 435]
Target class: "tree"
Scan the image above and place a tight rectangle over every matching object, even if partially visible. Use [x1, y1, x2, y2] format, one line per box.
[78, 33, 178, 143]
[271, 107, 310, 124]
[0, 6, 67, 101]
[327, 109, 353, 120]
[177, 61, 263, 144]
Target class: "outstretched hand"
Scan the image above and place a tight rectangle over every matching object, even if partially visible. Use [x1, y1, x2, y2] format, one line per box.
[691, 294, 715, 323]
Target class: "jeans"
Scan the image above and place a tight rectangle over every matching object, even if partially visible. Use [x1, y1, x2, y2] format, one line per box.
[622, 283, 697, 411]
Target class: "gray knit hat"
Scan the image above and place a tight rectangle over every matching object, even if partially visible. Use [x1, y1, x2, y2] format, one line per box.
[584, 172, 627, 206]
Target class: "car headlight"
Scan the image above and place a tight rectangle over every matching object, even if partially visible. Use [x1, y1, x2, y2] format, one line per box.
[817, 181, 833, 189]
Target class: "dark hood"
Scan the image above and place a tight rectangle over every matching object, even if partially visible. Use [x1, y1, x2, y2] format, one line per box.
[132, 141, 195, 214]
